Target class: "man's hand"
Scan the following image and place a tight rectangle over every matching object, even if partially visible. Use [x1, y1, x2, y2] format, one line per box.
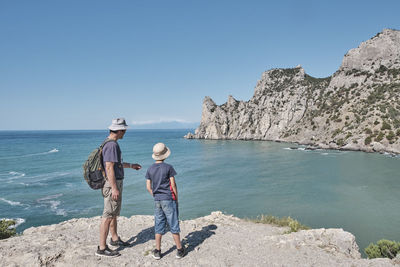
[111, 187, 120, 201]
[131, 164, 141, 170]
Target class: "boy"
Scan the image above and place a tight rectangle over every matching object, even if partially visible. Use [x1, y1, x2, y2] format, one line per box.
[145, 142, 185, 260]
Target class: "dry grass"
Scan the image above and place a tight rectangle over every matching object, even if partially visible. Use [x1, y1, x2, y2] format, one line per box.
[248, 215, 310, 233]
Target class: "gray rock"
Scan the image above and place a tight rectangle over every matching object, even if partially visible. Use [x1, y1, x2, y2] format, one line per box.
[0, 212, 395, 266]
[186, 29, 400, 155]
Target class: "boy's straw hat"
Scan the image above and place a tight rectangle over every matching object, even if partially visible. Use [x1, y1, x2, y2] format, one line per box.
[152, 143, 171, 160]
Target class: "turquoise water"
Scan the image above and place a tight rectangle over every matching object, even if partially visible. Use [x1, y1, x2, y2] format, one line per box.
[1, 130, 399, 255]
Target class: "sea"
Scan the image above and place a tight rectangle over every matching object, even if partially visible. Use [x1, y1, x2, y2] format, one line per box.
[1, 129, 399, 256]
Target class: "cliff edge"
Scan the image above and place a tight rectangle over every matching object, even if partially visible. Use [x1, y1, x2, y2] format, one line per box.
[186, 29, 400, 154]
[0, 212, 398, 266]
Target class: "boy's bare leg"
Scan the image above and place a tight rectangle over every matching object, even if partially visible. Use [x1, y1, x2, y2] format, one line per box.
[172, 233, 182, 249]
[155, 234, 162, 250]
[110, 217, 119, 241]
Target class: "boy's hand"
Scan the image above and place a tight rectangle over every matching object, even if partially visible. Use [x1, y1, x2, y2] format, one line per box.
[131, 163, 141, 170]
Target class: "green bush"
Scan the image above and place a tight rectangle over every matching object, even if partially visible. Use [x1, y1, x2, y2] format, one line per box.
[349, 83, 359, 89]
[377, 65, 388, 73]
[365, 136, 372, 145]
[365, 243, 381, 259]
[332, 129, 342, 138]
[365, 239, 400, 259]
[386, 131, 395, 141]
[336, 139, 344, 146]
[375, 132, 385, 142]
[381, 121, 392, 131]
[0, 219, 16, 240]
[364, 128, 372, 134]
[394, 120, 400, 129]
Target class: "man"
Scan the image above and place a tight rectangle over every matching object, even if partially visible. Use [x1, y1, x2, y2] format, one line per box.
[96, 118, 141, 257]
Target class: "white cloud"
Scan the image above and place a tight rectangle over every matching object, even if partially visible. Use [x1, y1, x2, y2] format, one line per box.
[131, 118, 194, 125]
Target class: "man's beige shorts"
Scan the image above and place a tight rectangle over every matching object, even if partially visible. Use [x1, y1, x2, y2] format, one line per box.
[102, 179, 123, 218]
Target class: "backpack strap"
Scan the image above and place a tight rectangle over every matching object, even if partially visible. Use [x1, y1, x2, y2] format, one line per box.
[99, 138, 117, 182]
[100, 138, 116, 148]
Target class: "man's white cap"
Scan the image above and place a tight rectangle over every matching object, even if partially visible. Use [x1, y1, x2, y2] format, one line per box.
[108, 118, 128, 131]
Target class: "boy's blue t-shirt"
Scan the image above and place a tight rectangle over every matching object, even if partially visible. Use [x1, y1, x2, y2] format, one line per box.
[145, 162, 177, 201]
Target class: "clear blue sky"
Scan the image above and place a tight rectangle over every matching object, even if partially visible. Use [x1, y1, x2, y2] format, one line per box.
[1, 0, 399, 130]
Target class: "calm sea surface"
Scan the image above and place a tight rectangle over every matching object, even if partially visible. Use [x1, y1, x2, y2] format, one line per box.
[1, 130, 399, 255]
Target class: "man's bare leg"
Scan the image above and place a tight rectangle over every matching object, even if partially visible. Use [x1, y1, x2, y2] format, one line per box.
[110, 217, 118, 241]
[99, 217, 113, 249]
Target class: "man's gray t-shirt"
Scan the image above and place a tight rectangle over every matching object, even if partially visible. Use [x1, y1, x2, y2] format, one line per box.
[145, 162, 177, 201]
[102, 140, 124, 180]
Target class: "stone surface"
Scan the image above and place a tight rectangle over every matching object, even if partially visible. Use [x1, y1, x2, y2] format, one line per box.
[187, 29, 400, 155]
[0, 212, 397, 266]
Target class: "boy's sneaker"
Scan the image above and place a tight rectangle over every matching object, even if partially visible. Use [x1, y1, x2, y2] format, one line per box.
[109, 236, 130, 247]
[152, 249, 161, 260]
[176, 247, 185, 259]
[95, 245, 120, 257]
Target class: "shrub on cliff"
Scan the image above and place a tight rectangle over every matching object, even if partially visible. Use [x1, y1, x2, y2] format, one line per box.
[336, 138, 345, 146]
[381, 121, 392, 131]
[250, 215, 309, 233]
[364, 136, 372, 145]
[364, 128, 372, 134]
[0, 219, 16, 240]
[386, 131, 396, 142]
[365, 239, 400, 259]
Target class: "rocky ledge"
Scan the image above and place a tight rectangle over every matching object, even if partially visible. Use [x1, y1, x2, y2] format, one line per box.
[0, 212, 398, 266]
[186, 29, 400, 155]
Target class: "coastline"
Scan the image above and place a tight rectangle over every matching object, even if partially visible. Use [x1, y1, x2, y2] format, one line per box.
[1, 212, 398, 266]
[185, 134, 400, 157]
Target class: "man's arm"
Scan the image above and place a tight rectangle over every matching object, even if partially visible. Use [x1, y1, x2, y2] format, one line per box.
[146, 179, 153, 196]
[123, 162, 142, 170]
[170, 176, 178, 202]
[105, 161, 119, 201]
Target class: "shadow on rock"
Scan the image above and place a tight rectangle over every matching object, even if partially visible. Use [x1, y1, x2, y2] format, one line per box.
[117, 226, 155, 251]
[165, 224, 217, 256]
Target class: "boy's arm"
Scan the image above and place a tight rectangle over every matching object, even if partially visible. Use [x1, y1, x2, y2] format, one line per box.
[146, 179, 153, 196]
[170, 176, 178, 202]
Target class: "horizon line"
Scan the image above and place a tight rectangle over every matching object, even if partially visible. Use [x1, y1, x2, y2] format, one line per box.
[0, 128, 197, 131]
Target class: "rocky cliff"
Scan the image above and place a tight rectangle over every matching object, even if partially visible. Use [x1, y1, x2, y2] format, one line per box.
[186, 29, 400, 154]
[0, 212, 397, 266]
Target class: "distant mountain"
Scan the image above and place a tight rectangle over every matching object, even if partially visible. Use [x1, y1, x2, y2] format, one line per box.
[186, 29, 400, 154]
[131, 120, 199, 129]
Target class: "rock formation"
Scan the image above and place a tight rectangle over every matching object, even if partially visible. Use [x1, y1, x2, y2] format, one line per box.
[186, 29, 400, 154]
[0, 212, 397, 266]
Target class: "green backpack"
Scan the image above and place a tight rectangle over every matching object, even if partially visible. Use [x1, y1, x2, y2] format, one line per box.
[83, 139, 115, 189]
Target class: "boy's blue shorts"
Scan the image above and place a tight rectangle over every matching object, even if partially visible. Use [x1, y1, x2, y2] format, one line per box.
[154, 200, 180, 234]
